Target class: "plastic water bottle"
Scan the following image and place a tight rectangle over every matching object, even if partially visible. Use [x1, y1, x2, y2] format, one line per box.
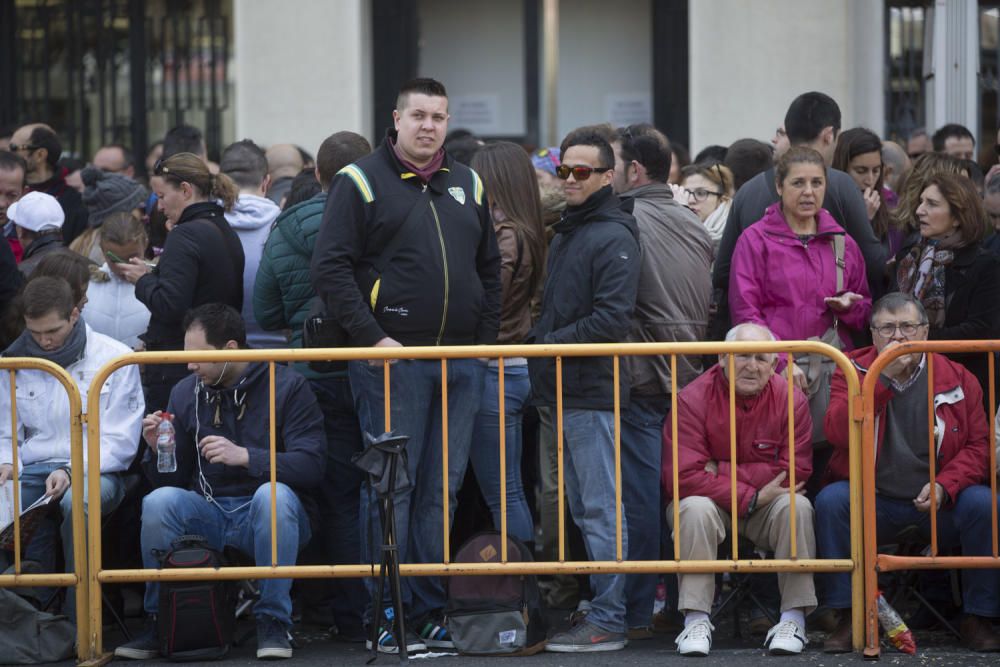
[156, 412, 176, 473]
[876, 591, 916, 654]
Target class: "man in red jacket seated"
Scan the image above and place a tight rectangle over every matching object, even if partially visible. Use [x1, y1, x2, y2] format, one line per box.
[818, 293, 1000, 653]
[662, 322, 815, 657]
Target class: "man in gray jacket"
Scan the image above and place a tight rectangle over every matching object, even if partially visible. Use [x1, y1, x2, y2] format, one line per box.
[611, 124, 713, 635]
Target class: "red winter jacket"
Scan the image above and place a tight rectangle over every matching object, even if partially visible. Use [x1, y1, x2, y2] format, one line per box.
[661, 364, 813, 517]
[823, 347, 989, 507]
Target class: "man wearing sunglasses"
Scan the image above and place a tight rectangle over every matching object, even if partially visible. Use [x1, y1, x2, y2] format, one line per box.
[529, 127, 640, 653]
[9, 123, 89, 245]
[609, 123, 713, 637]
[819, 293, 999, 652]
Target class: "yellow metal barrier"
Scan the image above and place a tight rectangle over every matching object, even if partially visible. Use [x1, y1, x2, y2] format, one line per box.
[84, 341, 865, 661]
[0, 358, 89, 664]
[861, 340, 1000, 658]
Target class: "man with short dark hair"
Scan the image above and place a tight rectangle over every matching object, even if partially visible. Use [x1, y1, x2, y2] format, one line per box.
[10, 123, 88, 243]
[610, 123, 712, 635]
[220, 139, 283, 348]
[818, 293, 1000, 653]
[254, 130, 372, 639]
[724, 138, 774, 191]
[933, 123, 976, 161]
[907, 127, 932, 159]
[311, 78, 501, 653]
[529, 126, 640, 652]
[161, 124, 207, 162]
[115, 303, 326, 661]
[712, 93, 885, 317]
[0, 151, 26, 300]
[0, 276, 142, 611]
[93, 143, 136, 179]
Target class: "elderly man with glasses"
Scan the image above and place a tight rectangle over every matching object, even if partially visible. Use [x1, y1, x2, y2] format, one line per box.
[817, 292, 1000, 653]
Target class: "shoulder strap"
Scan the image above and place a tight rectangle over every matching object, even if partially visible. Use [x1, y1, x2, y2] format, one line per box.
[833, 234, 845, 292]
[372, 188, 431, 275]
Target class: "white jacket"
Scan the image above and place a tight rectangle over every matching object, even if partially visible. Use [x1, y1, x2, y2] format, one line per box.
[86, 264, 151, 350]
[0, 324, 143, 473]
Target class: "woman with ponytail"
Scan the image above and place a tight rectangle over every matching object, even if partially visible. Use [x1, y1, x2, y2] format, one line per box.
[116, 151, 245, 408]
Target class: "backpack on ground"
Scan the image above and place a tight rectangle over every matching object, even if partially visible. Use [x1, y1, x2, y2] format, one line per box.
[444, 531, 547, 655]
[0, 588, 75, 664]
[156, 534, 236, 662]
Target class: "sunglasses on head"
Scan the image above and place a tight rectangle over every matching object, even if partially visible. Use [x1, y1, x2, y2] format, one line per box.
[556, 164, 612, 181]
[152, 159, 170, 175]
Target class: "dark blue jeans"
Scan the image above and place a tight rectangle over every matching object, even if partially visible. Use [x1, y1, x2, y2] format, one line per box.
[307, 375, 367, 634]
[469, 362, 534, 543]
[816, 480, 1000, 616]
[349, 358, 485, 621]
[620, 395, 665, 628]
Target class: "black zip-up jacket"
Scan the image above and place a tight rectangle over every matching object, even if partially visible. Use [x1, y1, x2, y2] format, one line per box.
[135, 202, 245, 349]
[528, 186, 641, 411]
[310, 132, 501, 347]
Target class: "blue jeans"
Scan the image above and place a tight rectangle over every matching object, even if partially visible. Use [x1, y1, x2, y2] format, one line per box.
[140, 483, 311, 626]
[816, 481, 1000, 616]
[620, 396, 665, 628]
[308, 376, 367, 634]
[469, 363, 534, 543]
[349, 358, 485, 620]
[561, 408, 628, 633]
[0, 462, 123, 612]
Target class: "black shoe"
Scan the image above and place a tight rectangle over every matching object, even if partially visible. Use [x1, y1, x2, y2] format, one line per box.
[114, 614, 159, 660]
[256, 615, 293, 660]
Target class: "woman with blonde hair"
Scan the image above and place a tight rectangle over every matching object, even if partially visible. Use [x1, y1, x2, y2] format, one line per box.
[85, 212, 152, 349]
[678, 162, 734, 249]
[116, 152, 244, 408]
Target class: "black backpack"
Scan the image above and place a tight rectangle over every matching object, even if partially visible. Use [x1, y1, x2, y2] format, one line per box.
[156, 535, 236, 662]
[444, 532, 547, 655]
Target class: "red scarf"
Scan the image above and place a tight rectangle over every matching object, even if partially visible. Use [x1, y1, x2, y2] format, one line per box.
[391, 138, 444, 183]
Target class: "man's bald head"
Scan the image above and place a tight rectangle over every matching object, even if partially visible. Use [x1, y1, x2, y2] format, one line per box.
[881, 140, 910, 192]
[265, 144, 305, 180]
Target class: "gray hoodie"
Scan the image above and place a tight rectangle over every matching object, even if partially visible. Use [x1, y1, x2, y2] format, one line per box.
[225, 194, 285, 348]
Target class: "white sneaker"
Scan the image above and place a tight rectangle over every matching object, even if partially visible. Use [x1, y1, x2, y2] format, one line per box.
[764, 619, 808, 655]
[674, 618, 714, 657]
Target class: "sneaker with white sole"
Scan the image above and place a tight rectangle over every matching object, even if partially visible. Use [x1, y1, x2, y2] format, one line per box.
[675, 618, 714, 657]
[764, 619, 808, 655]
[545, 620, 627, 652]
[416, 616, 454, 649]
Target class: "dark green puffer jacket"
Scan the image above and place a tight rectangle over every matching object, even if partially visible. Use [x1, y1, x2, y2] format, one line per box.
[253, 192, 334, 379]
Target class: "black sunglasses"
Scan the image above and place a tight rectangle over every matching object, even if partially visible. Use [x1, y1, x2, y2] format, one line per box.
[152, 158, 170, 175]
[9, 143, 39, 153]
[556, 164, 612, 181]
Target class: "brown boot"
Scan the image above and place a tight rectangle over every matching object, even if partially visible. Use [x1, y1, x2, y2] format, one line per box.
[961, 615, 1000, 652]
[823, 612, 852, 653]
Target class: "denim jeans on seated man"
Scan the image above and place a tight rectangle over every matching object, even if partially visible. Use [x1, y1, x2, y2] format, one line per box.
[816, 481, 1000, 616]
[560, 408, 628, 633]
[620, 395, 664, 630]
[0, 461, 124, 613]
[140, 483, 311, 625]
[349, 358, 485, 622]
[468, 362, 534, 544]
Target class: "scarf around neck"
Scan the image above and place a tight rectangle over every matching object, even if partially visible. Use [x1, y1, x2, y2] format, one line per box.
[5, 318, 88, 369]
[895, 234, 963, 327]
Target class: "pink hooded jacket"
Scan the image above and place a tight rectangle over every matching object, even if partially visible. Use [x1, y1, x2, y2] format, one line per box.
[729, 203, 871, 349]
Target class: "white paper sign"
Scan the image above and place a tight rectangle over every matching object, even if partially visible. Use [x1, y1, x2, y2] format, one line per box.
[449, 94, 500, 135]
[605, 93, 653, 127]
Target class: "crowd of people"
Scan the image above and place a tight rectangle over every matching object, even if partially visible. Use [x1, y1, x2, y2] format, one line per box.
[0, 79, 999, 660]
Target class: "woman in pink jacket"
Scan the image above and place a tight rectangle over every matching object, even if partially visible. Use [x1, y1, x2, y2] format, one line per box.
[729, 146, 871, 444]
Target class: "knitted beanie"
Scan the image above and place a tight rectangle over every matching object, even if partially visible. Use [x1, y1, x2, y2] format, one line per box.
[81, 166, 148, 228]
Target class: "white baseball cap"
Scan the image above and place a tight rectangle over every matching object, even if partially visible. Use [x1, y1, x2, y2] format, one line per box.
[7, 191, 64, 233]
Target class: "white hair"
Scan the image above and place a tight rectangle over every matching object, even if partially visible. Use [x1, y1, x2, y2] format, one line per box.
[724, 322, 777, 343]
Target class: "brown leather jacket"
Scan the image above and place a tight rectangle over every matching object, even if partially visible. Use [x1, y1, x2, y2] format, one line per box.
[495, 221, 539, 344]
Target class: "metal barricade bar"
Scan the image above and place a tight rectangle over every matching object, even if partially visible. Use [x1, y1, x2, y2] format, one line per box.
[861, 340, 1000, 658]
[84, 341, 863, 660]
[0, 358, 89, 663]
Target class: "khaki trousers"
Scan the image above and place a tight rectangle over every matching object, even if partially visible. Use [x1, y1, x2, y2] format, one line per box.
[666, 494, 817, 615]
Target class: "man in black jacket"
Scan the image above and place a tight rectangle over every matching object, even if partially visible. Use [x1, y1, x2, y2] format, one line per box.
[310, 78, 501, 654]
[115, 304, 325, 661]
[529, 127, 641, 653]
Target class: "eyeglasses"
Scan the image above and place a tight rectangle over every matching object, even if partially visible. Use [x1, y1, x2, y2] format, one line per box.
[8, 143, 38, 153]
[556, 164, 612, 181]
[152, 158, 170, 175]
[870, 321, 928, 337]
[683, 187, 723, 202]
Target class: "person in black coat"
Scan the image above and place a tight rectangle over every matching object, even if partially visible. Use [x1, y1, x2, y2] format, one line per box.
[116, 152, 245, 411]
[891, 172, 1000, 407]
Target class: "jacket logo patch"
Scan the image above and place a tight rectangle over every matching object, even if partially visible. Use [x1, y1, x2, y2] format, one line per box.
[382, 306, 409, 317]
[448, 186, 466, 205]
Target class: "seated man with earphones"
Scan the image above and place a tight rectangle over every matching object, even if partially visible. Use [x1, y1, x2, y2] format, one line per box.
[115, 303, 326, 661]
